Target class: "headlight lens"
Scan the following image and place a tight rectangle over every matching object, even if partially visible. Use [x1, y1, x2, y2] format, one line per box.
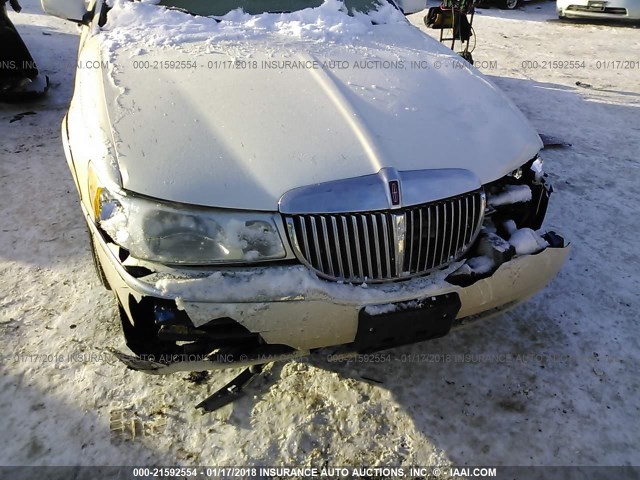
[95, 187, 286, 265]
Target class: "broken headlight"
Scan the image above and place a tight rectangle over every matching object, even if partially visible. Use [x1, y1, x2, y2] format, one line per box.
[448, 156, 555, 286]
[484, 156, 551, 232]
[89, 177, 286, 265]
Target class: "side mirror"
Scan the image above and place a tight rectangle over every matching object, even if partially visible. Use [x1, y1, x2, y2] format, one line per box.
[41, 0, 88, 23]
[396, 0, 427, 14]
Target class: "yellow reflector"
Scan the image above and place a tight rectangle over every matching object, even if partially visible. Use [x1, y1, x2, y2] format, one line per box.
[87, 164, 102, 221]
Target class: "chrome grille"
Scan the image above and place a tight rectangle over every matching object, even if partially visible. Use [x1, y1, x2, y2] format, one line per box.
[284, 190, 485, 283]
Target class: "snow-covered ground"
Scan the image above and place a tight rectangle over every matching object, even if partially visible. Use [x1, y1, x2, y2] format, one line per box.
[1, 0, 639, 470]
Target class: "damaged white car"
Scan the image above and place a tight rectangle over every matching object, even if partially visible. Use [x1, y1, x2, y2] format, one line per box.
[43, 0, 569, 374]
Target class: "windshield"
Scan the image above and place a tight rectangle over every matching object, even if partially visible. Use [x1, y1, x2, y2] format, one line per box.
[157, 0, 390, 17]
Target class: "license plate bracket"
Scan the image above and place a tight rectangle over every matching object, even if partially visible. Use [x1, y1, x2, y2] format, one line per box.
[354, 293, 461, 353]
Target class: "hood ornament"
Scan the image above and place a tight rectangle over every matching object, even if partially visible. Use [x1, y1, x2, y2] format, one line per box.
[389, 180, 400, 206]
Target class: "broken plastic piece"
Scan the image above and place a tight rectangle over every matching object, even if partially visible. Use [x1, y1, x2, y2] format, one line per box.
[195, 364, 264, 413]
[107, 347, 168, 372]
[543, 231, 565, 248]
[477, 231, 516, 265]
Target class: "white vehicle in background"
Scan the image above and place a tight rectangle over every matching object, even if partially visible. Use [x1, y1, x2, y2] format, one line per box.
[41, 0, 569, 374]
[397, 0, 427, 11]
[557, 0, 640, 19]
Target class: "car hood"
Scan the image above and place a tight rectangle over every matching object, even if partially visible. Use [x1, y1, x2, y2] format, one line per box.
[101, 28, 542, 211]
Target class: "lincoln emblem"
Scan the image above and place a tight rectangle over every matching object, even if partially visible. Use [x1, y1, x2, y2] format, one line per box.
[389, 180, 400, 206]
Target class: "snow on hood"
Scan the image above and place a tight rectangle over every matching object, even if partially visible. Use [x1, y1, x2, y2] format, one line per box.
[94, 0, 542, 210]
[102, 0, 407, 50]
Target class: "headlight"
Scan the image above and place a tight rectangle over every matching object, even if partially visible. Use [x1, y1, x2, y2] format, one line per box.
[90, 177, 286, 265]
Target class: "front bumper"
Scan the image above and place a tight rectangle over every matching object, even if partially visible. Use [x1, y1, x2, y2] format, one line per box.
[557, 0, 640, 19]
[90, 211, 570, 373]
